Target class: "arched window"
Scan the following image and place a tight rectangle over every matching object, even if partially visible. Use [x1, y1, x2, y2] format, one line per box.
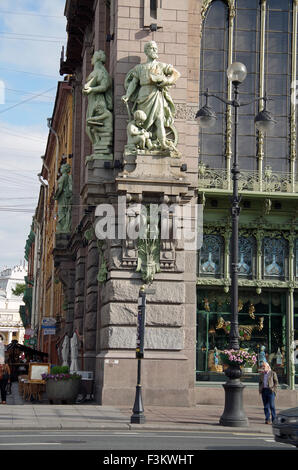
[263, 237, 288, 279]
[234, 0, 260, 171]
[238, 236, 256, 278]
[199, 234, 224, 277]
[264, 0, 292, 172]
[200, 0, 229, 170]
[199, 0, 296, 176]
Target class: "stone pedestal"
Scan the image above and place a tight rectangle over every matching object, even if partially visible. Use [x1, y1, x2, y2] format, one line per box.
[117, 151, 190, 199]
[90, 151, 197, 407]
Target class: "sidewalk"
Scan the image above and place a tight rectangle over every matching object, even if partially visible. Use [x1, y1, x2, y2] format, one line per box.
[1, 382, 275, 434]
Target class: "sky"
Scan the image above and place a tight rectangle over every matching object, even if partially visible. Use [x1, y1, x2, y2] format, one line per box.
[0, 0, 67, 270]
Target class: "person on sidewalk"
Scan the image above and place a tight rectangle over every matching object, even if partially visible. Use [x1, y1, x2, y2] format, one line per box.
[0, 362, 11, 404]
[259, 361, 278, 424]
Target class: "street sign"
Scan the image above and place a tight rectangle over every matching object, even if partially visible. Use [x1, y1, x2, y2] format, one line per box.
[41, 318, 56, 328]
[43, 327, 56, 335]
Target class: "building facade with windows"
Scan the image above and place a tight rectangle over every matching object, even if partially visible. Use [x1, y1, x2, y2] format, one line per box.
[196, 0, 298, 389]
[0, 265, 26, 345]
[29, 80, 73, 363]
[27, 0, 298, 407]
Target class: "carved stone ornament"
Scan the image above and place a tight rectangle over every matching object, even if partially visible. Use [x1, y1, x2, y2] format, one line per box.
[201, 0, 235, 22]
[136, 205, 161, 285]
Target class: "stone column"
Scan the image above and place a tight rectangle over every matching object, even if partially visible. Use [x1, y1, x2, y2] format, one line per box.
[84, 238, 99, 371]
[74, 245, 86, 369]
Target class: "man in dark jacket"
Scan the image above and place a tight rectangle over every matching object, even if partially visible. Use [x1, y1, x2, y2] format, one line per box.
[259, 361, 278, 424]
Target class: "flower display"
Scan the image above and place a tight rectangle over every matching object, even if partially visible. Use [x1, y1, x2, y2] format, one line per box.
[42, 365, 81, 381]
[220, 349, 257, 368]
[42, 372, 81, 381]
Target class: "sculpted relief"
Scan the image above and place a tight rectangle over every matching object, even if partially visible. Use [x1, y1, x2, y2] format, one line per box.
[83, 50, 113, 161]
[83, 43, 181, 160]
[122, 41, 181, 156]
[54, 163, 72, 234]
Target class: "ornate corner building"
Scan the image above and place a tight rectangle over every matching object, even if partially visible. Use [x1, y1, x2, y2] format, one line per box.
[28, 0, 298, 406]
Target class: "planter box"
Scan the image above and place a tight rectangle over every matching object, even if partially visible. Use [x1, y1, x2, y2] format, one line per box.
[46, 378, 81, 404]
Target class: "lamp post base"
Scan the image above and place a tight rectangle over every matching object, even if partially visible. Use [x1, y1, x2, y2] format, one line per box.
[130, 385, 146, 424]
[219, 366, 249, 427]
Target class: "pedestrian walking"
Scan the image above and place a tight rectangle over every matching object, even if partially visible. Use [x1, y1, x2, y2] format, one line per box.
[259, 361, 278, 424]
[0, 362, 11, 404]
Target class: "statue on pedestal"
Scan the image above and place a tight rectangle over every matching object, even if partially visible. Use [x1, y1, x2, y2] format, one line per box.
[83, 50, 113, 161]
[61, 335, 69, 367]
[54, 163, 72, 233]
[70, 332, 79, 373]
[122, 41, 180, 156]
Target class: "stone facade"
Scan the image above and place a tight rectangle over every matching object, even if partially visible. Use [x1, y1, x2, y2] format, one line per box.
[52, 0, 201, 406]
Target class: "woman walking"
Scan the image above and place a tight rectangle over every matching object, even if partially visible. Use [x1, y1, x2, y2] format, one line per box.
[0, 362, 11, 404]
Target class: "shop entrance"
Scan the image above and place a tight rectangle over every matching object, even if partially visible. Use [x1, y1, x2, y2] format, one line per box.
[196, 289, 287, 384]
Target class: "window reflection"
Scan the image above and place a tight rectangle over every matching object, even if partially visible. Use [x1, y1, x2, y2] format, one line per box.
[196, 290, 287, 383]
[199, 0, 294, 174]
[199, 234, 223, 277]
[263, 237, 287, 279]
[200, 0, 228, 169]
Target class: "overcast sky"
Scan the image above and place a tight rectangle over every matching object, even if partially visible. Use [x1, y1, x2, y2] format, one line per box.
[0, 0, 67, 270]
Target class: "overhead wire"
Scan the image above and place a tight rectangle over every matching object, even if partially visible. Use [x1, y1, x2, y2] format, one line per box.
[0, 126, 47, 142]
[0, 31, 65, 40]
[0, 67, 58, 79]
[0, 35, 64, 44]
[6, 88, 55, 99]
[0, 10, 64, 19]
[0, 86, 56, 114]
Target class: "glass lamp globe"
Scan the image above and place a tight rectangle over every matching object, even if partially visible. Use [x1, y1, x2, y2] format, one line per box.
[227, 62, 247, 84]
[195, 105, 217, 129]
[254, 109, 275, 133]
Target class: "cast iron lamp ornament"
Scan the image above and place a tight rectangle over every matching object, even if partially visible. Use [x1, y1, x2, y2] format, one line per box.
[196, 62, 275, 427]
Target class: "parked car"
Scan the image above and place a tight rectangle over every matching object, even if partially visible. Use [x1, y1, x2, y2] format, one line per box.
[272, 407, 298, 448]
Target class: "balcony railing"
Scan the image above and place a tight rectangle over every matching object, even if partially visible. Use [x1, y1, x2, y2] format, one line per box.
[198, 163, 298, 194]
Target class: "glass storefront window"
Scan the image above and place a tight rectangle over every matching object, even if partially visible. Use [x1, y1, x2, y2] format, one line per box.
[238, 236, 256, 278]
[263, 237, 288, 279]
[199, 234, 224, 277]
[196, 289, 287, 383]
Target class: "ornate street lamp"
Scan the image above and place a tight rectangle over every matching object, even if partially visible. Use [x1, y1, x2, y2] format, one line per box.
[196, 62, 275, 426]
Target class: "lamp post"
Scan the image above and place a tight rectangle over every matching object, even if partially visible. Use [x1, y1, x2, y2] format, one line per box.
[131, 286, 146, 424]
[131, 285, 155, 424]
[196, 62, 275, 426]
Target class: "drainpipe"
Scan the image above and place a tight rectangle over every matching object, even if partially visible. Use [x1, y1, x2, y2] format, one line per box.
[46, 119, 60, 361]
[31, 217, 39, 331]
[38, 172, 48, 353]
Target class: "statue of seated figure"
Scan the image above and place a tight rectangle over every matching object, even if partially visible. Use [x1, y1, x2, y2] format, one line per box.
[126, 110, 154, 152]
[86, 103, 113, 146]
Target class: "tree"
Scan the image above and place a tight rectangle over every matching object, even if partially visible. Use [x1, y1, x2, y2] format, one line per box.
[12, 283, 26, 297]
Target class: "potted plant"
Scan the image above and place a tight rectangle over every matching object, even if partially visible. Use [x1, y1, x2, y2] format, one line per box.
[220, 349, 257, 379]
[42, 366, 81, 404]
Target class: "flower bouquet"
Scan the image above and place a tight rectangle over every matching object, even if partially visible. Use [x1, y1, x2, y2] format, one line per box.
[220, 349, 257, 368]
